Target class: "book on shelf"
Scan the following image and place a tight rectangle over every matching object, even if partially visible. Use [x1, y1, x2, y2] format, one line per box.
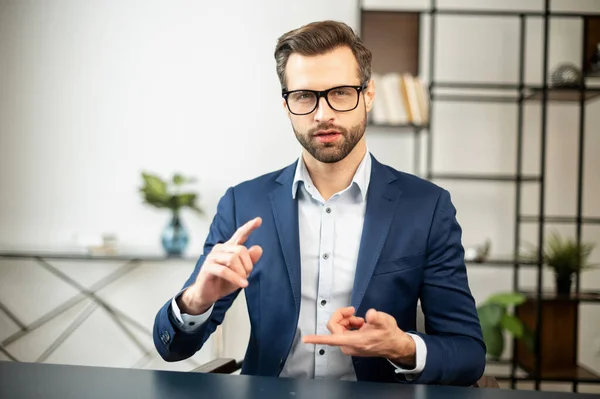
[369, 72, 429, 127]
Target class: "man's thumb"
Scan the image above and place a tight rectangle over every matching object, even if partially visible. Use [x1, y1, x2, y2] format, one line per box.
[248, 245, 263, 264]
[365, 308, 382, 326]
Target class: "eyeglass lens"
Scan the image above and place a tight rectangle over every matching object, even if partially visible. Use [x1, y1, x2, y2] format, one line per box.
[287, 86, 359, 114]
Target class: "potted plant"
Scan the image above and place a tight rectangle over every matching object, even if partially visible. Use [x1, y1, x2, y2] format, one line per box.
[139, 171, 204, 256]
[528, 231, 596, 296]
[477, 292, 534, 360]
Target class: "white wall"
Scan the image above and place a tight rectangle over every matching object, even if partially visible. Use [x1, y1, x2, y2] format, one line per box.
[0, 0, 599, 392]
[0, 0, 362, 253]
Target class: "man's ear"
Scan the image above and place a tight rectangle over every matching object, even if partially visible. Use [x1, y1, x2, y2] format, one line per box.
[364, 78, 375, 113]
[282, 98, 291, 118]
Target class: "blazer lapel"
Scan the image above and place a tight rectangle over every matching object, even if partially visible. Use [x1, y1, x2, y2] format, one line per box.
[351, 156, 402, 312]
[268, 163, 301, 316]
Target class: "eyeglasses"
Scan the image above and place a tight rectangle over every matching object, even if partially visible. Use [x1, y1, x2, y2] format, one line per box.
[282, 84, 366, 116]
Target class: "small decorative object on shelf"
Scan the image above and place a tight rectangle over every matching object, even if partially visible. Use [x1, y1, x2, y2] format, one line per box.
[139, 172, 204, 256]
[87, 233, 119, 255]
[525, 231, 596, 295]
[550, 63, 583, 88]
[464, 239, 491, 263]
[477, 292, 533, 360]
[590, 43, 600, 75]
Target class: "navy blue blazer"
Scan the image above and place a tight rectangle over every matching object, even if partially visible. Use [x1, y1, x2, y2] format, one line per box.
[153, 154, 486, 386]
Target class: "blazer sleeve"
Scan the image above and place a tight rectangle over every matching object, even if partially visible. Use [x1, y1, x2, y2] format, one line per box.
[402, 189, 486, 386]
[153, 186, 241, 362]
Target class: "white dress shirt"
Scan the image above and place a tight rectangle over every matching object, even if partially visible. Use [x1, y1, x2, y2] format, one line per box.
[170, 149, 426, 379]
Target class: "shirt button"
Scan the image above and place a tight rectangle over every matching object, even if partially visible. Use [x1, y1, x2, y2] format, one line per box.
[322, 253, 329, 260]
[320, 299, 327, 306]
[319, 349, 325, 355]
[325, 207, 331, 213]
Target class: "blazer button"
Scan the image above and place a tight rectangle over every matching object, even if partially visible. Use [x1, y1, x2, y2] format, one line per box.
[161, 331, 170, 344]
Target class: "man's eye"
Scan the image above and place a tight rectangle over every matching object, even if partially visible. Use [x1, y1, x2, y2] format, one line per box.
[333, 90, 350, 96]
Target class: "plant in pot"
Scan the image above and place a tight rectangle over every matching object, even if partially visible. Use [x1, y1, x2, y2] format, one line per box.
[139, 172, 204, 256]
[477, 292, 534, 360]
[528, 231, 596, 296]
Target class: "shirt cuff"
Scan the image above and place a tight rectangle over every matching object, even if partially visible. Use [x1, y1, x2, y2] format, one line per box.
[170, 290, 214, 332]
[387, 333, 427, 378]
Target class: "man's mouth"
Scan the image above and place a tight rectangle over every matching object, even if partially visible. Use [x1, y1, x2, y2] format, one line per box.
[314, 130, 341, 137]
[314, 130, 342, 143]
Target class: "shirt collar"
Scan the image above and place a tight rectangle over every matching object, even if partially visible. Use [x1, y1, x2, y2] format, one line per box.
[291, 149, 371, 202]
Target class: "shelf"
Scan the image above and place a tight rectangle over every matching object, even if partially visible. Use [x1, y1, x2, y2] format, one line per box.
[532, 366, 600, 383]
[524, 87, 600, 102]
[485, 361, 600, 383]
[433, 94, 519, 103]
[520, 290, 600, 303]
[360, 4, 600, 388]
[490, 365, 600, 383]
[0, 250, 199, 263]
[428, 173, 541, 182]
[435, 10, 600, 19]
[430, 88, 600, 103]
[367, 122, 428, 131]
[433, 82, 521, 90]
[429, 82, 600, 103]
[360, 7, 600, 19]
[520, 215, 600, 224]
[466, 257, 539, 267]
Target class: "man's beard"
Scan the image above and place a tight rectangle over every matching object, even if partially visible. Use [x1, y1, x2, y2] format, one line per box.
[292, 116, 366, 164]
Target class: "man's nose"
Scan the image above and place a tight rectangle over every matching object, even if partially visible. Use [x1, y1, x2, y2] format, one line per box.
[314, 96, 335, 122]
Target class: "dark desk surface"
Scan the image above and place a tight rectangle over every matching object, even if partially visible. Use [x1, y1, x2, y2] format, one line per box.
[1, 361, 599, 399]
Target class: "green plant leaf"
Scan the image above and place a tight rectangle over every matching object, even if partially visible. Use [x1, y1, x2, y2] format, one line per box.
[482, 325, 504, 360]
[528, 230, 597, 275]
[485, 292, 526, 307]
[176, 193, 196, 208]
[173, 174, 185, 185]
[142, 173, 167, 196]
[477, 303, 504, 327]
[172, 173, 197, 185]
[522, 324, 536, 354]
[500, 313, 524, 338]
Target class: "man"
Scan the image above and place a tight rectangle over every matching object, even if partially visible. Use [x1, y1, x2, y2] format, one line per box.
[153, 20, 486, 386]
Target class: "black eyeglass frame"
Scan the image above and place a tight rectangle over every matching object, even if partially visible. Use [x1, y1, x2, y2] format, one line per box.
[281, 84, 367, 116]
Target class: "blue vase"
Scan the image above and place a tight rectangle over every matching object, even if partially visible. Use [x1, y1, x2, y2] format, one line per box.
[161, 213, 189, 256]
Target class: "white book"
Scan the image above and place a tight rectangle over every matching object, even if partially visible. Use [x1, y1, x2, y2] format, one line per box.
[380, 73, 409, 125]
[370, 73, 388, 125]
[402, 73, 422, 125]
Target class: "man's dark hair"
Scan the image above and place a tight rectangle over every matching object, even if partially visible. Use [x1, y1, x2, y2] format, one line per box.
[274, 20, 373, 90]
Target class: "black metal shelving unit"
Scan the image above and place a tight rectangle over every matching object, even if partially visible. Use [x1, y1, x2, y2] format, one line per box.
[359, 0, 600, 392]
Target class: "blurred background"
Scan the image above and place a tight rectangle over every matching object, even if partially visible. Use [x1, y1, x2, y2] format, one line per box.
[0, 0, 599, 394]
